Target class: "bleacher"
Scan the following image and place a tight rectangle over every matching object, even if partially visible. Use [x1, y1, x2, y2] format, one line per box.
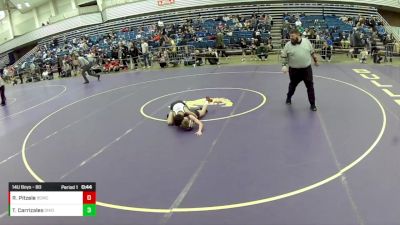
[38, 3, 379, 49]
[6, 2, 395, 73]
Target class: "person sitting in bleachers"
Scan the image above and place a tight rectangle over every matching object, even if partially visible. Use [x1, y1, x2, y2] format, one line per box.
[295, 18, 302, 28]
[153, 33, 161, 42]
[222, 14, 230, 23]
[103, 59, 120, 72]
[157, 19, 164, 32]
[111, 59, 121, 72]
[41, 64, 53, 80]
[340, 32, 350, 49]
[235, 21, 243, 30]
[103, 59, 112, 73]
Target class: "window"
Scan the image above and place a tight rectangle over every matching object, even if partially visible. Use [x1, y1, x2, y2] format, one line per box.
[0, 11, 5, 21]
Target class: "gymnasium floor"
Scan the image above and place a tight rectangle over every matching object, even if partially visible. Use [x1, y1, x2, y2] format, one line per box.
[1, 63, 400, 225]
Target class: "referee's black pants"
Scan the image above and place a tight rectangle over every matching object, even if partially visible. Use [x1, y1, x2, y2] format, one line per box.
[287, 65, 315, 106]
[81, 65, 98, 83]
[0, 85, 6, 105]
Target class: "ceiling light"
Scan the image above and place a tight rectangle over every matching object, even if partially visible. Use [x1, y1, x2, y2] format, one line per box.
[17, 4, 22, 9]
[25, 2, 30, 7]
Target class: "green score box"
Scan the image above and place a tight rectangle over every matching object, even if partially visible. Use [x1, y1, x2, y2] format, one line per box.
[83, 204, 96, 217]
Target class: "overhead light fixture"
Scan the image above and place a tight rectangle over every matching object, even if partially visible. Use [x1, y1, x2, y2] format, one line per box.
[25, 2, 30, 7]
[17, 4, 22, 9]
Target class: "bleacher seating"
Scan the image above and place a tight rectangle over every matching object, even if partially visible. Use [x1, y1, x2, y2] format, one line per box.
[3, 2, 394, 81]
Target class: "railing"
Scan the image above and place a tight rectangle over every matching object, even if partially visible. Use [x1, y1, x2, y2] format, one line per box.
[0, 55, 10, 68]
[384, 43, 399, 63]
[376, 14, 400, 42]
[11, 45, 39, 67]
[152, 45, 196, 63]
[2, 1, 384, 56]
[280, 39, 328, 50]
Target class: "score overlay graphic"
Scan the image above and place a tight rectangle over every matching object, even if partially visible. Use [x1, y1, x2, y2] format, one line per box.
[8, 182, 96, 216]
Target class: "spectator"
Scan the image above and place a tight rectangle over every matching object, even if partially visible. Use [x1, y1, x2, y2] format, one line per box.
[206, 47, 219, 65]
[360, 47, 368, 63]
[371, 40, 382, 64]
[394, 40, 400, 54]
[16, 64, 24, 84]
[340, 32, 350, 49]
[321, 41, 332, 62]
[158, 50, 168, 68]
[0, 75, 5, 106]
[129, 42, 140, 70]
[353, 30, 363, 56]
[61, 55, 72, 77]
[267, 14, 273, 26]
[222, 14, 230, 22]
[216, 32, 228, 58]
[110, 59, 121, 72]
[235, 22, 243, 29]
[250, 38, 258, 61]
[308, 29, 317, 46]
[240, 38, 248, 62]
[103, 59, 112, 73]
[267, 38, 274, 51]
[170, 37, 177, 58]
[383, 34, 395, 62]
[256, 43, 268, 61]
[141, 39, 151, 68]
[118, 44, 129, 70]
[295, 18, 302, 27]
[157, 19, 164, 32]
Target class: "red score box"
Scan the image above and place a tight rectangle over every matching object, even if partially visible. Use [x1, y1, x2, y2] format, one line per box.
[83, 192, 96, 204]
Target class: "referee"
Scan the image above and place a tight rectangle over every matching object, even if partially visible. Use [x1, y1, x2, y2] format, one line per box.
[0, 75, 6, 106]
[281, 29, 318, 111]
[72, 53, 100, 84]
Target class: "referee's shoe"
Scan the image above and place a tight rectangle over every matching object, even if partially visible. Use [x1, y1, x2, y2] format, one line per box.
[310, 104, 317, 111]
[286, 98, 317, 111]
